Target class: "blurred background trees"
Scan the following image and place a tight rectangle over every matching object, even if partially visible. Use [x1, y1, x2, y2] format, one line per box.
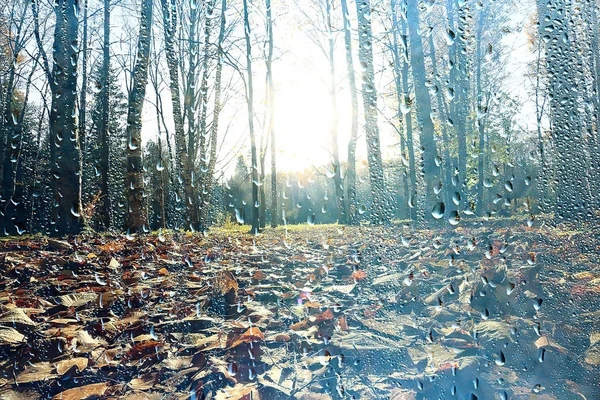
[0, 0, 597, 236]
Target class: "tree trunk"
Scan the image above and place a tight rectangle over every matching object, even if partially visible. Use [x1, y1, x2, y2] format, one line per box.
[186, 0, 200, 169]
[428, 29, 454, 217]
[155, 108, 167, 229]
[534, 32, 548, 211]
[355, 0, 387, 224]
[259, 142, 266, 228]
[98, 0, 112, 229]
[50, 0, 84, 235]
[448, 0, 469, 197]
[266, 0, 277, 228]
[583, 0, 600, 208]
[243, 0, 260, 234]
[540, 0, 592, 221]
[125, 0, 153, 232]
[79, 0, 89, 163]
[325, 0, 345, 224]
[475, 9, 487, 216]
[390, 0, 417, 221]
[200, 0, 227, 231]
[197, 0, 216, 174]
[161, 0, 199, 230]
[406, 0, 440, 220]
[0, 5, 27, 222]
[2, 56, 38, 233]
[340, 0, 359, 225]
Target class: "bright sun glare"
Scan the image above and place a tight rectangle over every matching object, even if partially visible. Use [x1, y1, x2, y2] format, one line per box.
[273, 70, 353, 172]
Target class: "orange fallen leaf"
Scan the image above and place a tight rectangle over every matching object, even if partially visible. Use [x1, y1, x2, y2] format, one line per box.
[275, 334, 291, 342]
[241, 327, 264, 341]
[338, 316, 349, 331]
[123, 340, 163, 362]
[228, 327, 265, 349]
[252, 270, 267, 281]
[290, 319, 309, 331]
[158, 267, 169, 276]
[313, 309, 334, 324]
[351, 270, 367, 281]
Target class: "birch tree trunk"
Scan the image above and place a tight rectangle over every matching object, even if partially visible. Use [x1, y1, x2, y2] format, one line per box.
[99, 0, 112, 229]
[453, 0, 470, 194]
[325, 0, 344, 223]
[406, 0, 440, 220]
[79, 0, 89, 161]
[390, 0, 417, 221]
[243, 0, 260, 233]
[340, 0, 359, 224]
[125, 0, 153, 232]
[266, 0, 277, 227]
[475, 9, 487, 216]
[161, 0, 200, 230]
[428, 32, 454, 215]
[355, 0, 387, 224]
[200, 0, 227, 231]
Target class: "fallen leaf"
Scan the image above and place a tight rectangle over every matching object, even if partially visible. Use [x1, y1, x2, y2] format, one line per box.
[0, 308, 36, 327]
[123, 340, 163, 362]
[59, 292, 98, 308]
[351, 269, 367, 281]
[16, 362, 55, 384]
[0, 326, 25, 344]
[534, 336, 567, 353]
[51, 382, 109, 400]
[108, 257, 120, 269]
[56, 357, 89, 375]
[312, 309, 334, 324]
[275, 334, 291, 342]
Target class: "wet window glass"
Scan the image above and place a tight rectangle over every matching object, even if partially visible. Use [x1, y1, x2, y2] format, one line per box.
[0, 0, 599, 398]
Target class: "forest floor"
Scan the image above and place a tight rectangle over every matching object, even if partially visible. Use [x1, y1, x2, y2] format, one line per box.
[0, 221, 599, 399]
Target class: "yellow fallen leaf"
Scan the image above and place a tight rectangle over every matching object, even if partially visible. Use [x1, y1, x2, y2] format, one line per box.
[573, 271, 594, 280]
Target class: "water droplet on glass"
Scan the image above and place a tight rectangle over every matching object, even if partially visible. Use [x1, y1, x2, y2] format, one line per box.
[432, 202, 445, 219]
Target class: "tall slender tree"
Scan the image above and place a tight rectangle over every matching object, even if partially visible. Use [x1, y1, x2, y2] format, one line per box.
[125, 0, 153, 232]
[452, 0, 470, 196]
[161, 0, 200, 230]
[243, 0, 260, 233]
[340, 0, 359, 224]
[539, 0, 592, 220]
[355, 0, 387, 224]
[79, 0, 89, 158]
[324, 0, 345, 223]
[98, 0, 112, 228]
[474, 8, 488, 216]
[389, 0, 417, 220]
[0, 2, 28, 221]
[405, 0, 440, 219]
[428, 31, 454, 216]
[200, 0, 227, 230]
[50, 0, 84, 234]
[266, 0, 278, 227]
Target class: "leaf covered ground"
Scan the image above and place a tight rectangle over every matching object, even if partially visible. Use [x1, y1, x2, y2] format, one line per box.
[0, 222, 599, 399]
